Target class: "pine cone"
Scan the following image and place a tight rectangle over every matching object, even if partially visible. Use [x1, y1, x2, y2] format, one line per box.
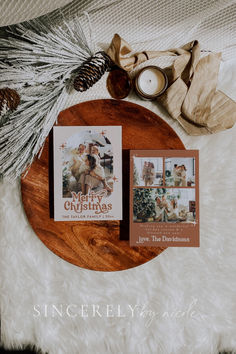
[0, 88, 20, 117]
[73, 51, 112, 92]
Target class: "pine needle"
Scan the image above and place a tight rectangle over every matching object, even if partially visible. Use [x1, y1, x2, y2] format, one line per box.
[0, 15, 93, 179]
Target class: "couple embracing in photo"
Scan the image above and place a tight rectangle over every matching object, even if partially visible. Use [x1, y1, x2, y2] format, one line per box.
[142, 161, 155, 186]
[173, 164, 187, 187]
[70, 144, 112, 195]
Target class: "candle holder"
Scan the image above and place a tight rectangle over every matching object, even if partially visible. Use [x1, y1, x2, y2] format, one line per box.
[134, 66, 168, 100]
[107, 67, 132, 99]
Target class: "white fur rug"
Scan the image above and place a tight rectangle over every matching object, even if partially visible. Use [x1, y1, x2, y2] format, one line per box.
[1, 2, 236, 353]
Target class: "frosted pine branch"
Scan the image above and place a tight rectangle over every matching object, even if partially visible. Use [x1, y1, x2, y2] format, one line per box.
[0, 15, 93, 179]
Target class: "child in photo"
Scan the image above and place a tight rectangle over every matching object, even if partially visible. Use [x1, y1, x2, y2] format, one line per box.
[70, 144, 87, 181]
[62, 131, 115, 197]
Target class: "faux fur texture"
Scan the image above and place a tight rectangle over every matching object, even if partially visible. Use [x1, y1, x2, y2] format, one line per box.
[0, 2, 236, 352]
[0, 59, 236, 354]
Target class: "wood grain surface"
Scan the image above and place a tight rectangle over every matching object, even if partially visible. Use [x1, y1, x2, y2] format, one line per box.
[21, 99, 185, 271]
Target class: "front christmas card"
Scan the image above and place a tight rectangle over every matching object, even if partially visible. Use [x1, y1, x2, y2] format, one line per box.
[130, 150, 199, 247]
[53, 126, 122, 221]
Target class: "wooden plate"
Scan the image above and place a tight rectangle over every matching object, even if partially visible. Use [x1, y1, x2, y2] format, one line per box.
[21, 99, 185, 271]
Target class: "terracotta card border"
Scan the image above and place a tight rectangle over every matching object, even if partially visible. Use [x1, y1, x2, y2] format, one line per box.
[130, 150, 199, 247]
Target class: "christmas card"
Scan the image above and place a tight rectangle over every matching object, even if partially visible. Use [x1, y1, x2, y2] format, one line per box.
[53, 126, 122, 221]
[130, 150, 199, 247]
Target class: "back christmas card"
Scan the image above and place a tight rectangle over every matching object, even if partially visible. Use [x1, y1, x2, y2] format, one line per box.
[130, 150, 199, 247]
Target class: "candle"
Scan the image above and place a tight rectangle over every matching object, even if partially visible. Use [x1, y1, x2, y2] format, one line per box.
[135, 66, 168, 100]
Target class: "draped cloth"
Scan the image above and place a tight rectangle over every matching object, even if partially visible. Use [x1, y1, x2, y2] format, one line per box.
[107, 34, 236, 135]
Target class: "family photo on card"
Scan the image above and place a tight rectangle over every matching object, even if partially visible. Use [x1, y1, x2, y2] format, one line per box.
[54, 126, 122, 221]
[165, 157, 196, 187]
[64, 137, 113, 197]
[133, 188, 196, 223]
[130, 150, 199, 247]
[133, 157, 163, 186]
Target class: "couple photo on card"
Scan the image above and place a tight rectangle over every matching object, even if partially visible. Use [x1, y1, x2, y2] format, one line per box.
[53, 126, 122, 221]
[133, 188, 196, 224]
[67, 142, 112, 196]
[132, 156, 196, 224]
[133, 156, 195, 188]
[61, 131, 114, 198]
[165, 157, 195, 187]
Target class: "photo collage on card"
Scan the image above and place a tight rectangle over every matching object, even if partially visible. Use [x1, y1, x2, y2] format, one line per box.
[130, 150, 199, 247]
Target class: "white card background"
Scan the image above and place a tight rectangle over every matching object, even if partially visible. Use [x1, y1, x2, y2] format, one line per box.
[53, 126, 122, 221]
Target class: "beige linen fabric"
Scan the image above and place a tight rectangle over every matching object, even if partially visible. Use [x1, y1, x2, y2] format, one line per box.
[107, 35, 236, 135]
[0, 0, 72, 26]
[45, 0, 236, 134]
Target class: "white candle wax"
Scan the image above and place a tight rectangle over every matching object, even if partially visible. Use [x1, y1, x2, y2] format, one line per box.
[138, 67, 166, 96]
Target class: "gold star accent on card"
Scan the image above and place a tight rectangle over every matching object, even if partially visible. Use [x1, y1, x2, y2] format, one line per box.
[59, 142, 66, 150]
[112, 176, 118, 182]
[100, 130, 107, 136]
